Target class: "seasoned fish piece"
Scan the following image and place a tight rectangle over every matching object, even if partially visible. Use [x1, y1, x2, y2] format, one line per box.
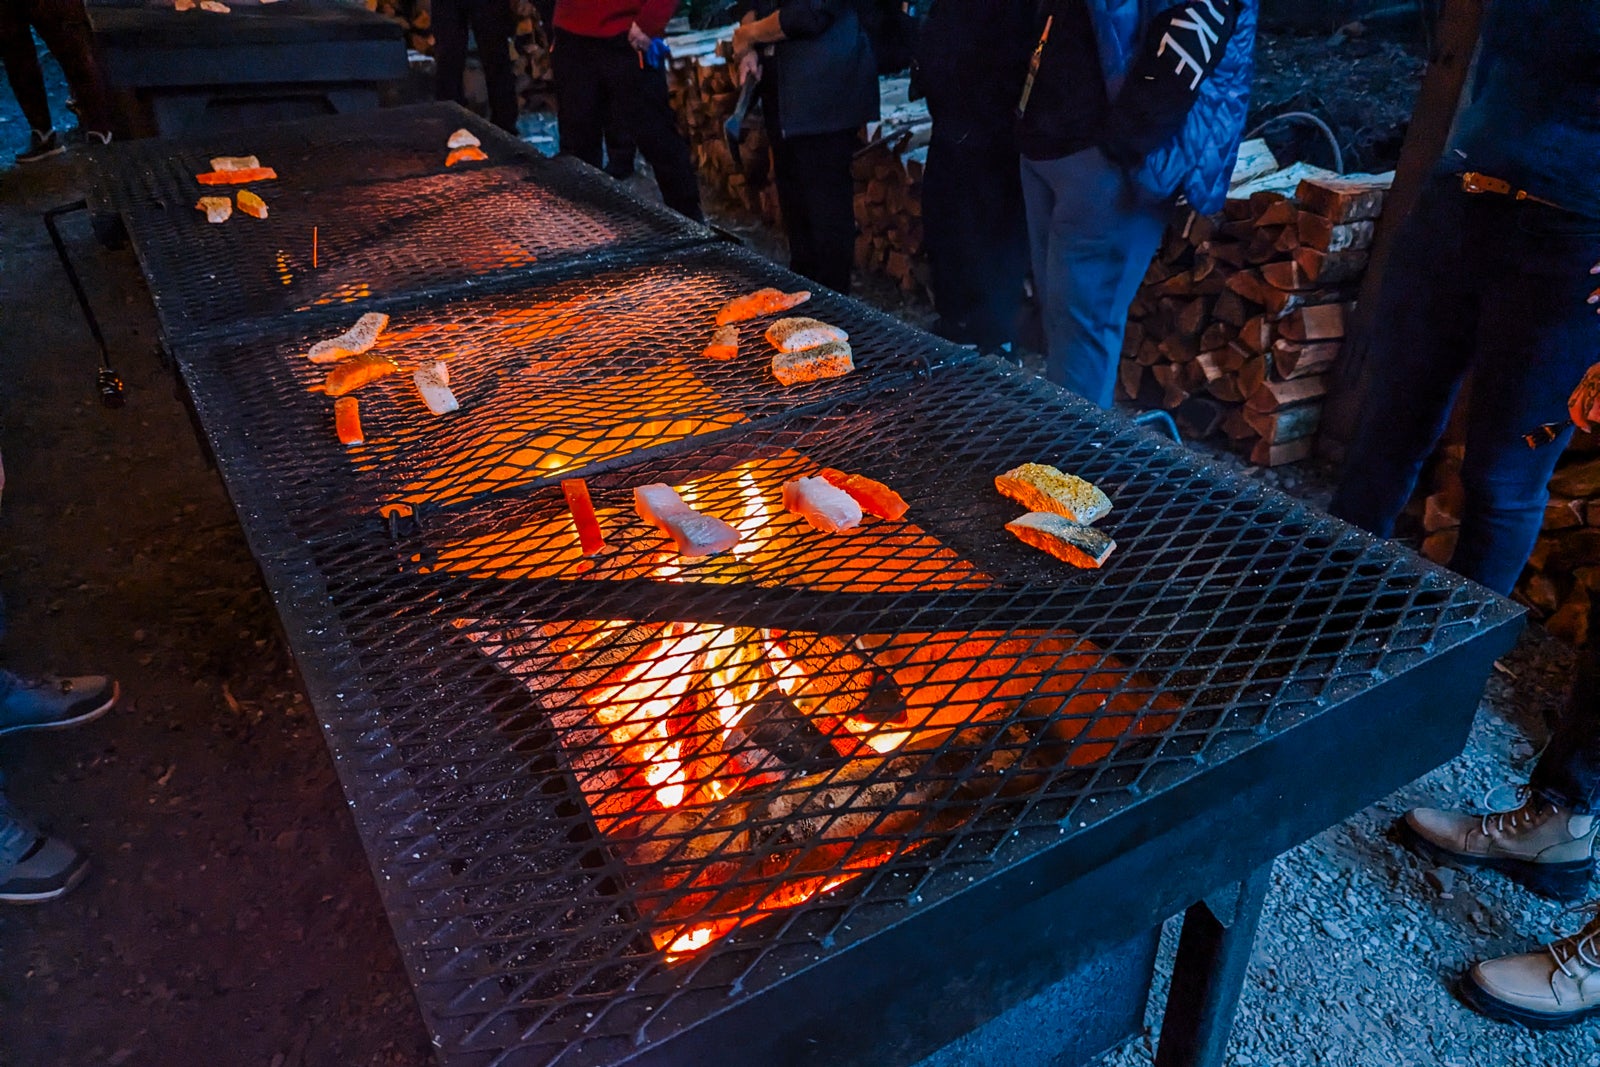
[235, 189, 268, 219]
[412, 361, 459, 415]
[210, 155, 260, 171]
[995, 463, 1111, 524]
[702, 323, 738, 361]
[633, 483, 739, 558]
[782, 476, 862, 533]
[715, 287, 811, 326]
[772, 339, 853, 385]
[818, 468, 908, 520]
[765, 316, 848, 353]
[1006, 512, 1116, 568]
[447, 128, 481, 150]
[195, 196, 232, 223]
[308, 312, 389, 363]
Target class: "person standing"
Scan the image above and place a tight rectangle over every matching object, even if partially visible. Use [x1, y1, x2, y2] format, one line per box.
[0, 0, 113, 160]
[550, 0, 703, 221]
[433, 0, 521, 133]
[1329, 0, 1600, 1028]
[1016, 0, 1254, 407]
[915, 0, 1033, 352]
[731, 0, 877, 294]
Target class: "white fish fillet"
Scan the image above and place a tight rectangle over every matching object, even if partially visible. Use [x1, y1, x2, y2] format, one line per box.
[413, 362, 459, 415]
[634, 483, 739, 558]
[782, 477, 862, 533]
[195, 196, 232, 223]
[766, 317, 848, 353]
[308, 312, 389, 363]
[447, 128, 481, 150]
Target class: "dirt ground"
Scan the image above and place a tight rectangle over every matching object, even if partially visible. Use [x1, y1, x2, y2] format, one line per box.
[0, 34, 1595, 1067]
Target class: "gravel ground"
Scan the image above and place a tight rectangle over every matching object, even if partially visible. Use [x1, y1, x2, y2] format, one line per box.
[2, 49, 1597, 1067]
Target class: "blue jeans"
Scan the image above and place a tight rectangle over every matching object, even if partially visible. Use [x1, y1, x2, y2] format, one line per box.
[1328, 172, 1600, 595]
[1020, 149, 1169, 408]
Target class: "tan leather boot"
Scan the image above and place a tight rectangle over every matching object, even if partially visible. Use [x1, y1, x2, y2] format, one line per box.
[1402, 790, 1598, 901]
[1460, 908, 1600, 1029]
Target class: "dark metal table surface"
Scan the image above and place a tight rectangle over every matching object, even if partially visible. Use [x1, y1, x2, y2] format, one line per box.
[163, 244, 1522, 1064]
[91, 104, 717, 347]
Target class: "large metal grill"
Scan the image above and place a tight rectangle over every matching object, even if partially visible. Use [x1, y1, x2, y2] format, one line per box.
[101, 106, 1523, 1067]
[94, 105, 712, 346]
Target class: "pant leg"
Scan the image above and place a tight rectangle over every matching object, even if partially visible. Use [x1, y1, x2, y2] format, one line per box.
[27, 0, 109, 132]
[771, 129, 856, 293]
[604, 50, 702, 220]
[464, 0, 518, 132]
[550, 30, 606, 167]
[927, 137, 1026, 349]
[1447, 202, 1600, 594]
[431, 0, 471, 109]
[1023, 148, 1168, 409]
[0, 0, 52, 132]
[1327, 177, 1483, 538]
[1531, 652, 1600, 814]
[768, 129, 818, 281]
[972, 145, 1029, 350]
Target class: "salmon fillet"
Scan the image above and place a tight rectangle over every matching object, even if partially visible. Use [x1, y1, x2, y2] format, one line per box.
[702, 324, 739, 361]
[715, 287, 811, 327]
[445, 146, 488, 167]
[319, 354, 400, 397]
[235, 189, 268, 219]
[818, 468, 908, 521]
[196, 166, 276, 184]
[995, 463, 1111, 524]
[772, 340, 853, 385]
[334, 396, 363, 447]
[1006, 512, 1116, 568]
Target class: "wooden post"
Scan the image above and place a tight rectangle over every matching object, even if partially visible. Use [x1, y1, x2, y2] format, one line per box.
[1318, 0, 1486, 459]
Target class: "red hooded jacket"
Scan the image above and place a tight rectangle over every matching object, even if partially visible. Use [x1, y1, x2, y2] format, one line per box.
[552, 0, 679, 40]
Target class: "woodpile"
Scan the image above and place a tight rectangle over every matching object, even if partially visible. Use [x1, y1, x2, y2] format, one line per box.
[1419, 430, 1600, 650]
[663, 28, 935, 294]
[1117, 164, 1392, 466]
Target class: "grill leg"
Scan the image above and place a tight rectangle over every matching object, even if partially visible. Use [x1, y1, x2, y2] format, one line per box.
[1153, 864, 1271, 1067]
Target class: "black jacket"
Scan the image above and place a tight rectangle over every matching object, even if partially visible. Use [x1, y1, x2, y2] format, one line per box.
[915, 0, 1034, 149]
[741, 0, 879, 138]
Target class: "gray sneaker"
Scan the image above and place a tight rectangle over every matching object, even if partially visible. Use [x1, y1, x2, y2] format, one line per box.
[16, 129, 64, 164]
[0, 675, 118, 738]
[0, 797, 88, 904]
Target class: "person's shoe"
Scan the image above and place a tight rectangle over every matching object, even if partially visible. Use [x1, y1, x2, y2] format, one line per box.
[0, 797, 88, 904]
[1460, 906, 1600, 1029]
[16, 129, 64, 164]
[0, 675, 118, 738]
[1402, 788, 1598, 900]
[84, 130, 112, 147]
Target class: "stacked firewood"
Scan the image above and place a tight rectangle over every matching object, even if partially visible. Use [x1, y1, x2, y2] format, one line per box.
[1419, 431, 1600, 648]
[369, 0, 553, 108]
[1118, 168, 1390, 466]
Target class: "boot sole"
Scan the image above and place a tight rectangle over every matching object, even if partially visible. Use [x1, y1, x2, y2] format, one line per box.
[1396, 818, 1596, 902]
[15, 145, 65, 164]
[0, 855, 89, 904]
[1458, 970, 1600, 1030]
[0, 682, 119, 738]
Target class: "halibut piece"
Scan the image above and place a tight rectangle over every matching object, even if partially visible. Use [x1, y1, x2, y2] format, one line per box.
[412, 361, 459, 415]
[634, 484, 739, 558]
[195, 196, 232, 223]
[715, 287, 811, 326]
[447, 129, 481, 149]
[782, 476, 862, 533]
[308, 312, 389, 363]
[210, 155, 260, 172]
[765, 317, 848, 353]
[772, 339, 853, 386]
[1006, 512, 1116, 568]
[995, 463, 1111, 524]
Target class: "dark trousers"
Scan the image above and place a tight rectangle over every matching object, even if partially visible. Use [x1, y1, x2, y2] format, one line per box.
[433, 0, 519, 133]
[1328, 173, 1600, 595]
[0, 0, 109, 134]
[1532, 652, 1600, 814]
[769, 126, 857, 294]
[551, 29, 702, 221]
[923, 135, 1028, 350]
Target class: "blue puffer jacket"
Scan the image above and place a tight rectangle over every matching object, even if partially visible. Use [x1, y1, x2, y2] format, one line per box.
[1087, 0, 1257, 213]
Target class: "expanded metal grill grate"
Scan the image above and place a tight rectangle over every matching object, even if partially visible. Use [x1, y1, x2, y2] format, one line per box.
[96, 105, 713, 345]
[171, 242, 955, 544]
[169, 302, 1519, 1065]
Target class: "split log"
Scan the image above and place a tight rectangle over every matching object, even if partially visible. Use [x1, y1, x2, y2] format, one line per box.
[1294, 175, 1393, 224]
[1270, 339, 1341, 380]
[1278, 303, 1348, 343]
[1246, 375, 1329, 413]
[1243, 403, 1321, 445]
[1297, 214, 1377, 254]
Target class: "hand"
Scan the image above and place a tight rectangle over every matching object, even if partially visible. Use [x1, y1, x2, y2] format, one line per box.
[627, 21, 651, 51]
[732, 22, 752, 61]
[1572, 362, 1600, 433]
[737, 47, 761, 85]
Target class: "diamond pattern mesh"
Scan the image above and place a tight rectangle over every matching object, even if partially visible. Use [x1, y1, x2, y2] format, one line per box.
[96, 104, 712, 346]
